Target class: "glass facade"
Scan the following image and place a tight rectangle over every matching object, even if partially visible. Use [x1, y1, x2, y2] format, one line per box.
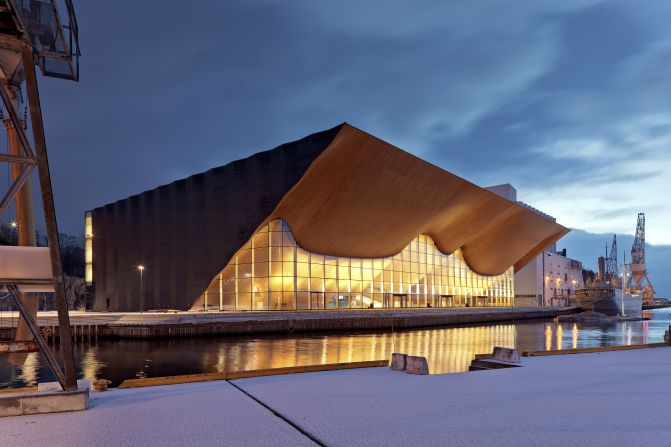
[85, 211, 93, 285]
[193, 219, 514, 311]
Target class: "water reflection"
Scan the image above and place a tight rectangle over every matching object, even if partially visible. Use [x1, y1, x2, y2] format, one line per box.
[2, 308, 671, 388]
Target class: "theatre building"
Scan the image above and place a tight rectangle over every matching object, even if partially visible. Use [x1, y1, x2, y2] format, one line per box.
[85, 123, 568, 312]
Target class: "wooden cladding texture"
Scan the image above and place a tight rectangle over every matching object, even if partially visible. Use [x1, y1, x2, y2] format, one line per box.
[271, 124, 568, 276]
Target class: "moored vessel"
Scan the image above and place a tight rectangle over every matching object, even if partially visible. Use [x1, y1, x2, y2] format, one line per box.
[575, 235, 643, 318]
[575, 285, 642, 318]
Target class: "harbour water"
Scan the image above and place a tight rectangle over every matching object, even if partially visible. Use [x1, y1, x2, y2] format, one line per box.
[1, 308, 669, 388]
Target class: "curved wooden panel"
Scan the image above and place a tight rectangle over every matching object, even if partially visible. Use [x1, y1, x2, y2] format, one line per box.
[270, 124, 567, 276]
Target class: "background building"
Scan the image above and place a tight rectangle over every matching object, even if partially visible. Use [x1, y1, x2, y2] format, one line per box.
[87, 124, 568, 311]
[486, 184, 583, 306]
[514, 250, 584, 306]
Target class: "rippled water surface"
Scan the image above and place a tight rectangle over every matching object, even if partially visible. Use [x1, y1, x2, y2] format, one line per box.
[2, 308, 670, 388]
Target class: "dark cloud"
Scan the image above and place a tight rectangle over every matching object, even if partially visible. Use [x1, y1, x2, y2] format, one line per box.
[2, 0, 668, 253]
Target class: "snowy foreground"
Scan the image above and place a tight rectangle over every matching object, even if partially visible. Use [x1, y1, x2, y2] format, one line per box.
[2, 347, 671, 446]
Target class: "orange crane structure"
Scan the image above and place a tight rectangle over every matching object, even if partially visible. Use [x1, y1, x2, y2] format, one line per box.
[0, 0, 80, 391]
[626, 213, 655, 305]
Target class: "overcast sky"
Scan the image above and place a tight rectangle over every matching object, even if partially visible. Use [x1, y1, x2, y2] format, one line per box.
[18, 0, 671, 245]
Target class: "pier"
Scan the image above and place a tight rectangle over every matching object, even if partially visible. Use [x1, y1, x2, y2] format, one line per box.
[0, 306, 579, 341]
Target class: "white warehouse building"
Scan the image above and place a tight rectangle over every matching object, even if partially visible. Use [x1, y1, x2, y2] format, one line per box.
[486, 184, 584, 307]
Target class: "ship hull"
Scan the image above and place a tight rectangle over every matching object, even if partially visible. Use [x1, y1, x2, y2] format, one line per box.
[576, 288, 642, 318]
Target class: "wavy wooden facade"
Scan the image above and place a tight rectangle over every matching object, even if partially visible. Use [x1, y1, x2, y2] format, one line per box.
[270, 125, 568, 276]
[88, 123, 568, 311]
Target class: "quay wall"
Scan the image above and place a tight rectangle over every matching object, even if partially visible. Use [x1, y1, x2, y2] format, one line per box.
[0, 307, 579, 340]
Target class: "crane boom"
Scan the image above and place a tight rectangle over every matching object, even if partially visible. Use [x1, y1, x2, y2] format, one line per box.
[626, 213, 655, 305]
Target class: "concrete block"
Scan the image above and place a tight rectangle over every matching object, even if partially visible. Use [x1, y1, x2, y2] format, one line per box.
[492, 347, 520, 363]
[390, 353, 407, 371]
[470, 359, 523, 371]
[405, 356, 429, 375]
[0, 396, 22, 417]
[22, 390, 88, 414]
[38, 380, 90, 392]
[0, 384, 89, 417]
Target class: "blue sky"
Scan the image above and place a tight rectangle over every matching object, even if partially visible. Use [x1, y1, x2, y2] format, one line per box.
[13, 2, 671, 253]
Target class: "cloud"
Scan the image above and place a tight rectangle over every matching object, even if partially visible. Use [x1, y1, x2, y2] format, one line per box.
[3, 0, 668, 253]
[530, 139, 612, 160]
[432, 1, 671, 244]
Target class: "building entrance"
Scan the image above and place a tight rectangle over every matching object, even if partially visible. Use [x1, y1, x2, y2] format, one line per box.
[434, 295, 453, 307]
[383, 293, 408, 308]
[310, 292, 324, 310]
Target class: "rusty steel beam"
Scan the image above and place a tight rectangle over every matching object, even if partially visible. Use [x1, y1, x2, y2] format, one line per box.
[22, 47, 77, 391]
[6, 284, 68, 388]
[0, 153, 36, 164]
[0, 162, 33, 216]
[0, 340, 39, 353]
[0, 80, 34, 158]
[0, 278, 54, 286]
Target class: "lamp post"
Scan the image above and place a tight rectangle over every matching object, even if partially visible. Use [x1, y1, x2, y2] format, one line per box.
[138, 265, 145, 313]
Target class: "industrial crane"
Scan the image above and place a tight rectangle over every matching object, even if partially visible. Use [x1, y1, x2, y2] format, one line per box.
[0, 0, 80, 392]
[626, 213, 655, 305]
[605, 235, 618, 282]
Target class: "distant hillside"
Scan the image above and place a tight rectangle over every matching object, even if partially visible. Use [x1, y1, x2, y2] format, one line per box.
[557, 229, 671, 298]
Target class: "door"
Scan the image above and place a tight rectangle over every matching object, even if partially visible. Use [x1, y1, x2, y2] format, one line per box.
[392, 294, 407, 308]
[310, 292, 324, 310]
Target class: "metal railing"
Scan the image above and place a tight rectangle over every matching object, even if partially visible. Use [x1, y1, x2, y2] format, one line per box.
[9, 0, 80, 80]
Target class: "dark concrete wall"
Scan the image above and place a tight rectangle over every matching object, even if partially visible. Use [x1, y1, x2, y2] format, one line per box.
[90, 125, 342, 311]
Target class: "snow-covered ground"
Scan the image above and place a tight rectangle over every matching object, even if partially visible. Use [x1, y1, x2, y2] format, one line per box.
[2, 347, 670, 446]
[237, 347, 671, 446]
[0, 380, 316, 447]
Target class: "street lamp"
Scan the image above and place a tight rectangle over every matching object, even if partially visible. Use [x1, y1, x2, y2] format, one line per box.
[138, 265, 145, 313]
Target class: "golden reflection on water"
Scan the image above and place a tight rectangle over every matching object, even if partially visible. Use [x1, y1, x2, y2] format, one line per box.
[80, 348, 104, 383]
[3, 311, 669, 387]
[211, 325, 517, 375]
[17, 353, 38, 386]
[545, 325, 552, 351]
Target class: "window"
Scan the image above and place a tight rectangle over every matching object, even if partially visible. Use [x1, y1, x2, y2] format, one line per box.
[194, 219, 515, 311]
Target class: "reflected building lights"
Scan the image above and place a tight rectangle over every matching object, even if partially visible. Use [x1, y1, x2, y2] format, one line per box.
[204, 323, 516, 375]
[545, 325, 552, 351]
[80, 348, 104, 382]
[17, 353, 39, 386]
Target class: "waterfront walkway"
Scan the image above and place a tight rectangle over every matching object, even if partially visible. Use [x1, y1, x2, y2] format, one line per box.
[2, 346, 669, 446]
[0, 306, 578, 337]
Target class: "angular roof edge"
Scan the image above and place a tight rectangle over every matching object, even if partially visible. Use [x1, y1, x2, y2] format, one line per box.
[267, 123, 567, 276]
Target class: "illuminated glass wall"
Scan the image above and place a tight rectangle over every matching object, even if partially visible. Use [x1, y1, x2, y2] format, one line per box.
[193, 219, 514, 311]
[85, 211, 93, 285]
